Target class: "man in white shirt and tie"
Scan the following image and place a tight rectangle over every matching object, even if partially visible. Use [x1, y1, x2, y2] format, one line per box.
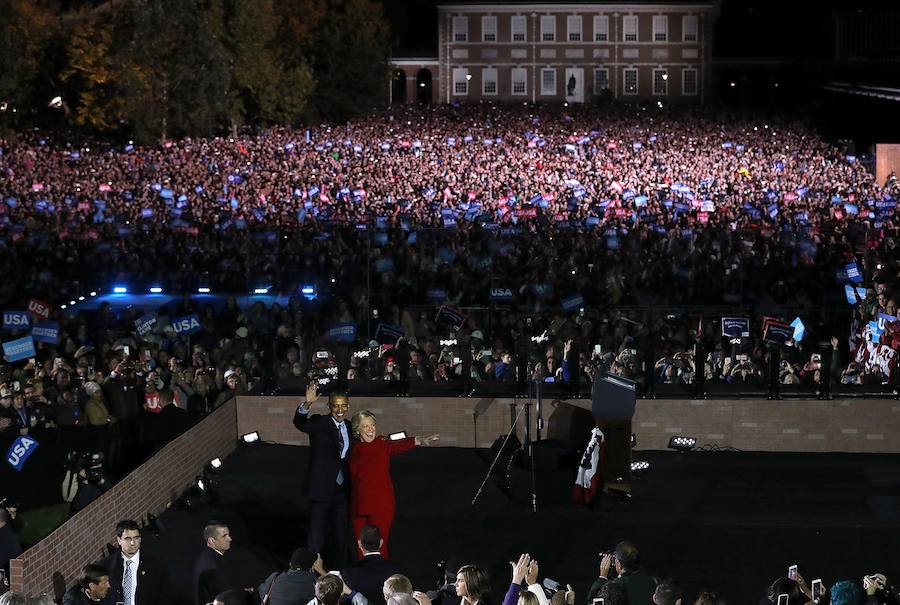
[293, 383, 353, 568]
[102, 519, 173, 605]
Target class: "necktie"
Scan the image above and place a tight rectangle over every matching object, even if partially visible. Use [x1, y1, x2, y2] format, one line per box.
[123, 559, 134, 605]
[336, 423, 345, 485]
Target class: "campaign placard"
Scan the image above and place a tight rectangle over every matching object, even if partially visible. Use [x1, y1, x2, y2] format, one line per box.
[2, 336, 36, 362]
[2, 310, 30, 331]
[170, 314, 202, 336]
[31, 321, 60, 344]
[721, 317, 750, 338]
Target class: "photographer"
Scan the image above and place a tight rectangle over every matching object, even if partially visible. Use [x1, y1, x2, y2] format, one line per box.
[64, 452, 110, 516]
[0, 506, 22, 580]
[588, 542, 653, 605]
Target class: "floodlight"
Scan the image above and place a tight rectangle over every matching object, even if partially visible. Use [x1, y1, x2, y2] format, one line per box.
[197, 287, 211, 294]
[207, 457, 222, 472]
[113, 286, 127, 294]
[149, 287, 163, 294]
[253, 287, 269, 294]
[78, 296, 85, 301]
[630, 460, 651, 474]
[240, 431, 260, 445]
[668, 435, 697, 451]
[90, 291, 97, 297]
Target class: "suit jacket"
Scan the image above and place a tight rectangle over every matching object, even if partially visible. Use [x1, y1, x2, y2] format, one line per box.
[101, 549, 174, 605]
[341, 553, 401, 605]
[587, 568, 655, 605]
[63, 587, 100, 605]
[293, 408, 353, 500]
[193, 547, 229, 605]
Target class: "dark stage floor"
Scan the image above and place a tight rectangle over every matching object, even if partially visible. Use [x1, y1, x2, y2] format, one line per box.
[139, 444, 900, 605]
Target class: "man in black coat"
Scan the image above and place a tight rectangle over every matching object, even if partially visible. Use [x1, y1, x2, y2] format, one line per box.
[587, 541, 654, 605]
[341, 525, 400, 605]
[293, 384, 352, 567]
[63, 564, 111, 605]
[257, 547, 319, 605]
[192, 521, 233, 605]
[101, 519, 174, 605]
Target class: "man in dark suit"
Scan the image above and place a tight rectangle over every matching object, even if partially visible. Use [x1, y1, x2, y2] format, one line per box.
[341, 525, 400, 605]
[293, 384, 352, 567]
[101, 519, 174, 605]
[63, 564, 111, 605]
[193, 521, 233, 605]
[587, 541, 654, 605]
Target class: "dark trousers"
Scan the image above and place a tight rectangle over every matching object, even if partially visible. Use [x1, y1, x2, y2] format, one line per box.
[308, 481, 349, 568]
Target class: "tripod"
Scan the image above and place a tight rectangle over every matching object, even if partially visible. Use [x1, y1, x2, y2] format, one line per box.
[471, 398, 539, 513]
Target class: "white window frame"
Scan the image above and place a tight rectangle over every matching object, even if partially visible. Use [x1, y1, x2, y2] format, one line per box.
[541, 68, 556, 95]
[540, 15, 556, 42]
[593, 15, 609, 41]
[682, 68, 698, 96]
[511, 67, 527, 95]
[452, 16, 468, 42]
[653, 68, 668, 96]
[623, 67, 638, 95]
[567, 15, 582, 41]
[482, 67, 498, 96]
[452, 68, 469, 95]
[482, 16, 497, 42]
[593, 67, 609, 94]
[511, 15, 527, 41]
[623, 15, 638, 42]
[653, 16, 668, 42]
[682, 15, 698, 42]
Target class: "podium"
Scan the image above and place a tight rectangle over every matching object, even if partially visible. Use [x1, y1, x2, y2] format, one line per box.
[591, 372, 636, 494]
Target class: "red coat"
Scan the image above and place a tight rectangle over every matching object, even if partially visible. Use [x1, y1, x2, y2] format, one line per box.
[349, 436, 415, 516]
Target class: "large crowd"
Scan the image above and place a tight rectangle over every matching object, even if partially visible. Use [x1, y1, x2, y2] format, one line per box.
[2, 103, 900, 406]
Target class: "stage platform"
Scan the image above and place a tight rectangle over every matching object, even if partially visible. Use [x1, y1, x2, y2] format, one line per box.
[135, 444, 900, 605]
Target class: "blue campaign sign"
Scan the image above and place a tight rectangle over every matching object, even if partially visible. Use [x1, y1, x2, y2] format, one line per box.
[721, 317, 750, 338]
[561, 293, 585, 311]
[3, 336, 36, 362]
[3, 310, 30, 331]
[134, 314, 158, 336]
[31, 321, 60, 344]
[170, 314, 202, 336]
[327, 322, 358, 343]
[6, 435, 39, 471]
[490, 287, 514, 302]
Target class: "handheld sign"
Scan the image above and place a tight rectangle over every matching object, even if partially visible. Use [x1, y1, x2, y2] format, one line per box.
[170, 314, 202, 336]
[7, 435, 39, 471]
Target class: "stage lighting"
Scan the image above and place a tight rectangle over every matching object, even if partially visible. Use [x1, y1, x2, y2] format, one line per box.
[207, 457, 222, 472]
[301, 285, 315, 294]
[61, 304, 67, 309]
[90, 291, 97, 297]
[113, 286, 127, 294]
[196, 478, 206, 493]
[69, 300, 76, 305]
[631, 433, 637, 448]
[630, 460, 651, 474]
[240, 431, 260, 445]
[149, 287, 163, 294]
[78, 296, 85, 301]
[668, 435, 697, 452]
[197, 287, 211, 294]
[253, 287, 269, 294]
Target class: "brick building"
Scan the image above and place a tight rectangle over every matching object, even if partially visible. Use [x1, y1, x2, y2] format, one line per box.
[390, 1, 719, 105]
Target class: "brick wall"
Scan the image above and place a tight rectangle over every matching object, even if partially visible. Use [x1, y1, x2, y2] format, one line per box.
[10, 398, 239, 597]
[876, 143, 900, 187]
[237, 395, 900, 454]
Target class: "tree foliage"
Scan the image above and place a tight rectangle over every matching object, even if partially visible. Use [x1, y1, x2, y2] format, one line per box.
[0, 0, 391, 140]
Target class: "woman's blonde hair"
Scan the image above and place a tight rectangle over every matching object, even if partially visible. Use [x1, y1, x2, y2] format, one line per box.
[351, 410, 376, 437]
[518, 591, 541, 605]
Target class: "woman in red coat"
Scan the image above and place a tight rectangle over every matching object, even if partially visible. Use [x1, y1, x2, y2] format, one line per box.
[348, 410, 438, 558]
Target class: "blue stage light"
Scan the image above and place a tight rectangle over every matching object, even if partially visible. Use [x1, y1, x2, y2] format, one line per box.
[149, 287, 163, 294]
[113, 286, 128, 294]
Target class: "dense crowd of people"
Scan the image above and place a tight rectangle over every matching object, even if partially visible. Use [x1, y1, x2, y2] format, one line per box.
[2, 103, 899, 395]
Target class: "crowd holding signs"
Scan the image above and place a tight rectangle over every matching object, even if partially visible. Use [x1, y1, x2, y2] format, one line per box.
[1, 103, 899, 396]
